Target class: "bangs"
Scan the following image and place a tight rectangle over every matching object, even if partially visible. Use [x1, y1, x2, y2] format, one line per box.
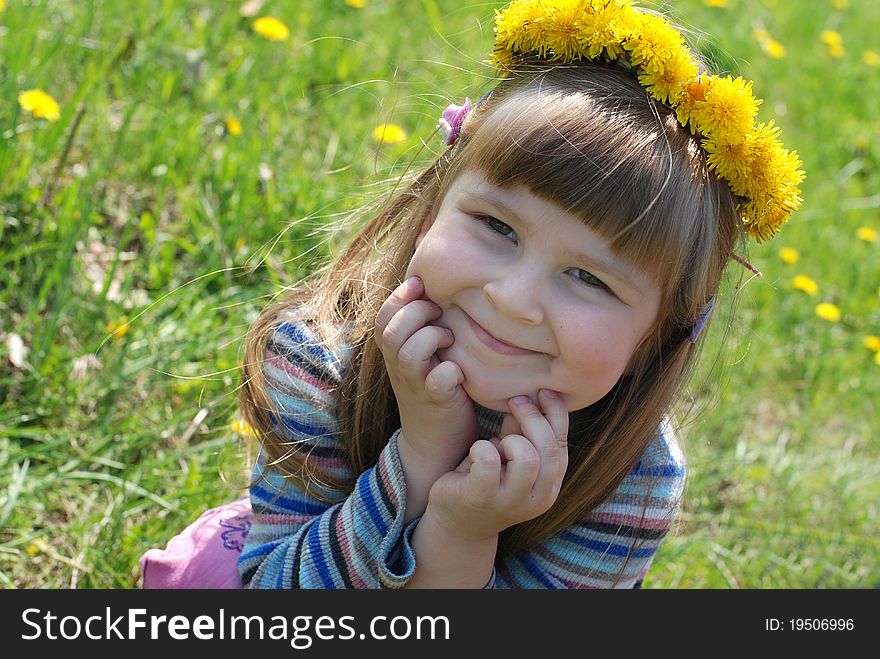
[446, 66, 722, 290]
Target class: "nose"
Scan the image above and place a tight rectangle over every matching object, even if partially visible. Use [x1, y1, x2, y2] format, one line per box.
[482, 263, 545, 325]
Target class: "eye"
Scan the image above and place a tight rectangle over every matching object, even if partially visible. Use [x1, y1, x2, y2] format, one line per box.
[571, 268, 609, 291]
[481, 215, 517, 241]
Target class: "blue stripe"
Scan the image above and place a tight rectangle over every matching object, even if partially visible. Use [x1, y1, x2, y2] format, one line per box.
[276, 557, 285, 588]
[357, 472, 388, 536]
[275, 322, 336, 366]
[559, 531, 656, 558]
[239, 539, 282, 564]
[308, 522, 336, 588]
[270, 410, 331, 438]
[629, 463, 684, 477]
[517, 554, 557, 588]
[251, 483, 328, 516]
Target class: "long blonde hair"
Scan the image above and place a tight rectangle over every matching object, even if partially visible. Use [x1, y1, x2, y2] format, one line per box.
[240, 60, 744, 564]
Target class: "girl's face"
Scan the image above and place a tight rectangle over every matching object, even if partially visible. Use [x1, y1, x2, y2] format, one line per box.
[404, 170, 662, 413]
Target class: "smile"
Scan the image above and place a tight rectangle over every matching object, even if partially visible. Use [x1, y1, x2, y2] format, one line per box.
[464, 312, 540, 357]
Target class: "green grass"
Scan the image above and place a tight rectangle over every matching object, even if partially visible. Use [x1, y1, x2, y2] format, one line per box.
[1, 0, 877, 588]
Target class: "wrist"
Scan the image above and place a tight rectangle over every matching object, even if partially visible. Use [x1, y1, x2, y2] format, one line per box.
[421, 503, 500, 547]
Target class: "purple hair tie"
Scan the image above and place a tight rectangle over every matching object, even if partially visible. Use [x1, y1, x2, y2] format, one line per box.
[437, 97, 472, 145]
[689, 296, 716, 343]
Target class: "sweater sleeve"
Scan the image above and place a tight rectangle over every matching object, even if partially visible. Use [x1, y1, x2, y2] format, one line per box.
[237, 314, 418, 589]
[490, 421, 686, 589]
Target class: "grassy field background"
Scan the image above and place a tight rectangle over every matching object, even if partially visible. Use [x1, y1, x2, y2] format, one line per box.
[1, 0, 878, 588]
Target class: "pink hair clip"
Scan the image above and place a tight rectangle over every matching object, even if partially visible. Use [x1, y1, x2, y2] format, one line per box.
[437, 97, 472, 145]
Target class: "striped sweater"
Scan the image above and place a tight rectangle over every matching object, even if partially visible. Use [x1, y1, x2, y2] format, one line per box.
[238, 307, 686, 589]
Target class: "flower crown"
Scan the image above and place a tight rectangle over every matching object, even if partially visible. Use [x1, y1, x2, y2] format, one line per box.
[489, 0, 805, 242]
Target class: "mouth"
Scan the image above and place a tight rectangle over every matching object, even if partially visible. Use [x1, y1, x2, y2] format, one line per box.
[463, 311, 541, 357]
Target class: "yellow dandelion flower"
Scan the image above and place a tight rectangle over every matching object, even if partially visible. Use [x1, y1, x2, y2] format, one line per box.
[704, 135, 751, 194]
[864, 336, 880, 353]
[704, 0, 727, 7]
[753, 28, 771, 43]
[372, 123, 407, 144]
[691, 76, 761, 144]
[253, 16, 290, 41]
[541, 0, 587, 62]
[864, 51, 880, 67]
[18, 89, 61, 122]
[815, 303, 841, 323]
[828, 43, 845, 58]
[875, 351, 880, 366]
[624, 12, 686, 73]
[778, 247, 799, 264]
[345, 0, 366, 7]
[857, 227, 878, 242]
[575, 0, 630, 60]
[792, 275, 818, 296]
[820, 30, 842, 46]
[224, 117, 243, 136]
[230, 418, 258, 438]
[832, 0, 849, 8]
[0, 0, 5, 11]
[106, 316, 130, 340]
[763, 39, 786, 58]
[638, 46, 699, 104]
[675, 77, 708, 129]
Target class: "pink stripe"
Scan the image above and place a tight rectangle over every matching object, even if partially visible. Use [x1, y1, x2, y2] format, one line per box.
[335, 513, 368, 588]
[266, 350, 328, 391]
[376, 451, 401, 507]
[583, 510, 673, 531]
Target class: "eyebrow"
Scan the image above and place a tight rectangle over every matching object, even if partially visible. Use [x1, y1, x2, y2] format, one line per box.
[460, 188, 649, 297]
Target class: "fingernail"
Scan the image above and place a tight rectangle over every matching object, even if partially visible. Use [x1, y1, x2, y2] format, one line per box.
[409, 275, 422, 288]
[541, 389, 559, 399]
[510, 396, 531, 406]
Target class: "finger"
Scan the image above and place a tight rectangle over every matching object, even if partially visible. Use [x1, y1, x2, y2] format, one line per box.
[498, 410, 523, 439]
[465, 440, 502, 506]
[496, 434, 540, 503]
[508, 394, 567, 500]
[379, 299, 443, 356]
[374, 276, 430, 344]
[424, 360, 465, 400]
[397, 325, 455, 380]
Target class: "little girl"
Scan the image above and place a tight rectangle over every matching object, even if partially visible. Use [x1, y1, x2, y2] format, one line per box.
[141, 0, 803, 589]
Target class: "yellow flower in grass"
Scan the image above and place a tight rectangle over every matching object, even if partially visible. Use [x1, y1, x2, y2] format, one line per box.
[864, 336, 880, 353]
[704, 0, 727, 7]
[792, 275, 818, 296]
[875, 351, 880, 366]
[230, 418, 258, 438]
[105, 316, 130, 340]
[832, 0, 849, 10]
[253, 17, 290, 41]
[864, 51, 880, 67]
[762, 38, 786, 59]
[372, 123, 407, 144]
[857, 227, 878, 242]
[18, 89, 61, 121]
[778, 247, 799, 264]
[224, 117, 243, 136]
[821, 30, 844, 58]
[815, 303, 841, 323]
[345, 0, 366, 7]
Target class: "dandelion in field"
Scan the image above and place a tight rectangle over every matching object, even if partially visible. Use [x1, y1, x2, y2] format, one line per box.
[106, 316, 130, 340]
[815, 303, 841, 322]
[345, 0, 366, 8]
[864, 336, 880, 353]
[820, 30, 844, 58]
[372, 123, 407, 144]
[253, 16, 290, 41]
[230, 418, 258, 438]
[18, 89, 61, 121]
[854, 135, 869, 150]
[856, 227, 877, 242]
[778, 247, 799, 264]
[703, 0, 727, 7]
[864, 51, 880, 67]
[754, 29, 785, 59]
[792, 275, 818, 296]
[225, 117, 243, 136]
[832, 0, 849, 9]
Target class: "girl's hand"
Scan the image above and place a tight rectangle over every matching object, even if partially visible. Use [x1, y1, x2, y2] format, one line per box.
[374, 276, 479, 471]
[424, 389, 569, 541]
